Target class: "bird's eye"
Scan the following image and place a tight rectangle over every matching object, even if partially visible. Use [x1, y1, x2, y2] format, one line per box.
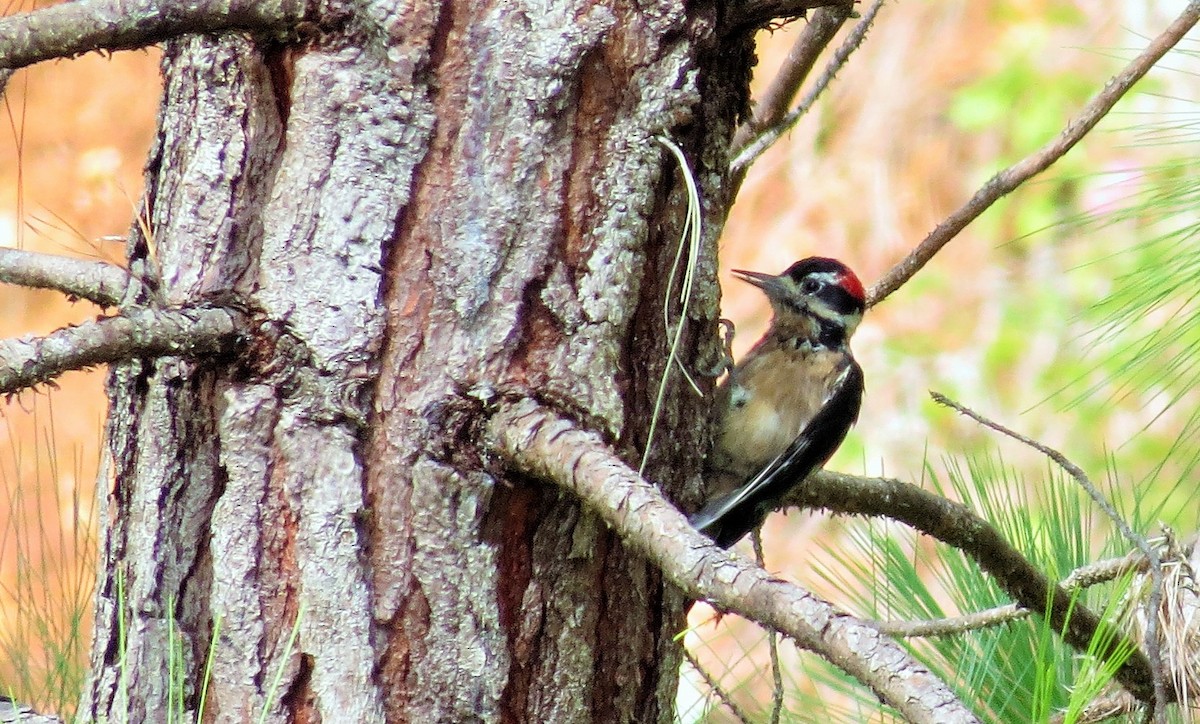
[801, 278, 821, 294]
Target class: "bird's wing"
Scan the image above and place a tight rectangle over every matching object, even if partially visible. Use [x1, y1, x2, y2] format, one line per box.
[689, 359, 864, 545]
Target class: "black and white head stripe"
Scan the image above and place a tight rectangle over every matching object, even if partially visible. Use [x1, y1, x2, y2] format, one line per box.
[783, 257, 865, 313]
[732, 256, 866, 328]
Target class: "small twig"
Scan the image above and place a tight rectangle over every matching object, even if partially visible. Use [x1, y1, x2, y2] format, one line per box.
[1062, 547, 1156, 590]
[868, 1, 1200, 308]
[877, 548, 1156, 638]
[876, 603, 1028, 638]
[0, 248, 128, 307]
[752, 529, 786, 724]
[683, 646, 754, 724]
[931, 391, 1168, 721]
[0, 305, 248, 394]
[730, 4, 853, 152]
[0, 0, 317, 71]
[488, 398, 979, 723]
[730, 0, 885, 178]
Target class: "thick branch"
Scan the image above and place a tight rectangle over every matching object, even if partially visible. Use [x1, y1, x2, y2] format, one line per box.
[488, 398, 979, 724]
[0, 305, 247, 394]
[793, 469, 1158, 703]
[0, 248, 128, 307]
[0, 0, 316, 71]
[867, 0, 1200, 307]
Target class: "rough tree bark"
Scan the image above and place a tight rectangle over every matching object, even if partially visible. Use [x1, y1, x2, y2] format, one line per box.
[78, 2, 751, 721]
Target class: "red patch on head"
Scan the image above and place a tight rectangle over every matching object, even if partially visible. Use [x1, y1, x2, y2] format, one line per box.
[838, 269, 866, 302]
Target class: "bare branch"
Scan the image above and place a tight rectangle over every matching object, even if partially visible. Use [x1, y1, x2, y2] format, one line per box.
[932, 392, 1169, 720]
[0, 0, 317, 72]
[877, 603, 1028, 638]
[730, 0, 885, 178]
[868, 1, 1200, 308]
[0, 248, 128, 307]
[878, 548, 1158, 638]
[1063, 548, 1157, 590]
[0, 305, 247, 394]
[488, 398, 980, 724]
[730, 4, 852, 152]
[791, 468, 1159, 704]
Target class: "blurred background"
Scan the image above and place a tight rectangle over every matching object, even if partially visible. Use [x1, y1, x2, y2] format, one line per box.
[0, 1, 159, 708]
[2, 0, 1197, 720]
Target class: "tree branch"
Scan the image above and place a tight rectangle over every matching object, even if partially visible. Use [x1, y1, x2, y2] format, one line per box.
[0, 248, 128, 307]
[487, 398, 981, 724]
[0, 0, 317, 72]
[730, 3, 852, 152]
[876, 548, 1157, 638]
[0, 305, 247, 394]
[867, 0, 1200, 308]
[932, 392, 1170, 721]
[730, 0, 885, 179]
[791, 468, 1160, 704]
[877, 603, 1028, 639]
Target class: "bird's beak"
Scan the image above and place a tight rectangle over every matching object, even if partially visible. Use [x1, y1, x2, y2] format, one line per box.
[732, 269, 789, 300]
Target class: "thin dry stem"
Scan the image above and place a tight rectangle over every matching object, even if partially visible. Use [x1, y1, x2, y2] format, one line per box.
[751, 530, 785, 724]
[682, 646, 753, 724]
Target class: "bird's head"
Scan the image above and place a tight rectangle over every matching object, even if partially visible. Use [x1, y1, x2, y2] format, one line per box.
[733, 257, 866, 340]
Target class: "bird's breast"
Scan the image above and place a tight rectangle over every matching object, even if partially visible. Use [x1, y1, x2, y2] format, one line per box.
[708, 346, 848, 487]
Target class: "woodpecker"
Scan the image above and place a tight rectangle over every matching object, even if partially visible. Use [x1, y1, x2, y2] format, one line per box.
[690, 257, 866, 548]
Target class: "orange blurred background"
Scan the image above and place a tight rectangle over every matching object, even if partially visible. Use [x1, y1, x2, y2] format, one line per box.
[0, 28, 160, 707]
[1, 0, 1194, 718]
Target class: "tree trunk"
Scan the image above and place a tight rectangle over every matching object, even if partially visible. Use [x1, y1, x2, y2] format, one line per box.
[80, 2, 751, 721]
